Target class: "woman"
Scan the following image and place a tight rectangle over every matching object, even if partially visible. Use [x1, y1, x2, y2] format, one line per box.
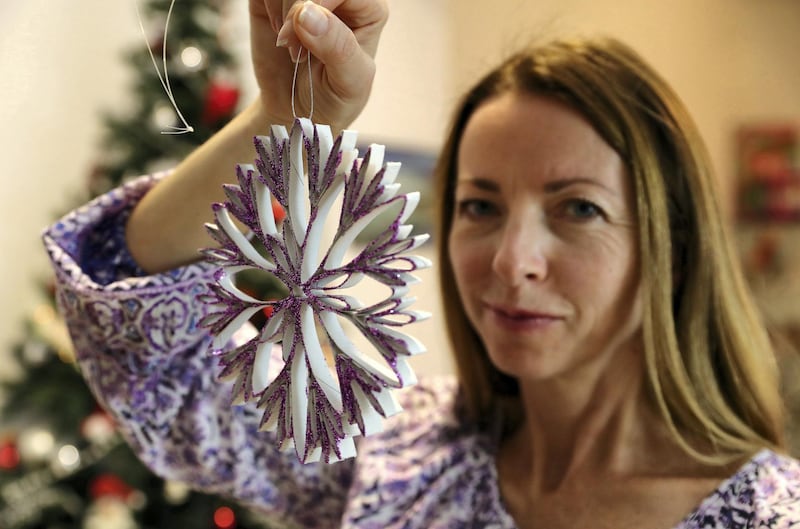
[435, 36, 796, 527]
[43, 1, 799, 527]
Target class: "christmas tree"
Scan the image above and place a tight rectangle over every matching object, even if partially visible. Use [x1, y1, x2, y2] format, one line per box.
[0, 1, 280, 527]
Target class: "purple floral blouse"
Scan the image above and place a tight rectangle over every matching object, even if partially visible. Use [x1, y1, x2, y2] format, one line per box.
[43, 175, 800, 528]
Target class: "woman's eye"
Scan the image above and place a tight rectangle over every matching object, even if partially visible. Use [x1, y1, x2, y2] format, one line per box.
[456, 199, 498, 219]
[563, 199, 603, 220]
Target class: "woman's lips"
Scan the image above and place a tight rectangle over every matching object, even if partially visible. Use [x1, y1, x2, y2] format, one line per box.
[484, 303, 564, 330]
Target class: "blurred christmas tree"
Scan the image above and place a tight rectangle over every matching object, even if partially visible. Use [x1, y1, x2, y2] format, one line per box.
[0, 1, 281, 527]
[88, 0, 242, 195]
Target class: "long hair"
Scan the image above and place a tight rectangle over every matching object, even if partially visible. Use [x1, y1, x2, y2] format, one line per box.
[435, 36, 785, 463]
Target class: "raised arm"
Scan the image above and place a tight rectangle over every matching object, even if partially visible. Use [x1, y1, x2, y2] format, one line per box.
[126, 0, 388, 273]
[42, 5, 389, 523]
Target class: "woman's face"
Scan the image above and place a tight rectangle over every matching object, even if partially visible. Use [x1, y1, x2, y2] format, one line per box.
[449, 92, 643, 386]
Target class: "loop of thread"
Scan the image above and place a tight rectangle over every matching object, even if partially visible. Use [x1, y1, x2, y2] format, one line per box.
[133, 0, 194, 134]
[291, 48, 314, 120]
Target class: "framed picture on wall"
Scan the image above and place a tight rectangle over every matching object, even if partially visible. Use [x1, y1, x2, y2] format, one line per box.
[735, 122, 800, 326]
[736, 123, 800, 222]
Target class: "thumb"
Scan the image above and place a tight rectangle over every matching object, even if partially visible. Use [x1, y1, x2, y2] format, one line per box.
[291, 1, 376, 99]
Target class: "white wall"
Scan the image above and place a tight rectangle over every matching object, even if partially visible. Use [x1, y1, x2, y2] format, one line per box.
[0, 2, 141, 372]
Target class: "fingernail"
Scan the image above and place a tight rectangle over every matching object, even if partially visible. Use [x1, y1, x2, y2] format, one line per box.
[276, 19, 292, 47]
[298, 1, 327, 37]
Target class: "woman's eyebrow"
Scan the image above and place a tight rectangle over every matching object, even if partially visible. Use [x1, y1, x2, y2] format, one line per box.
[454, 177, 500, 192]
[457, 176, 614, 194]
[543, 177, 613, 193]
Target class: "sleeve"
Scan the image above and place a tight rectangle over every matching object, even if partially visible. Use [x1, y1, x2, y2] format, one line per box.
[42, 174, 355, 528]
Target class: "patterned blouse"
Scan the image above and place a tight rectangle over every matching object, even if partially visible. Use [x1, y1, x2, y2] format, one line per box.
[43, 175, 800, 528]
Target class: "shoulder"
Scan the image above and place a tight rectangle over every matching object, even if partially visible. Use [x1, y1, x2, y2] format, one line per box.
[342, 377, 510, 527]
[689, 449, 800, 528]
[394, 375, 461, 424]
[748, 450, 800, 522]
[374, 375, 466, 459]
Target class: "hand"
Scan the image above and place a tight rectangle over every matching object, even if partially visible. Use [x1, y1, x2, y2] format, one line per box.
[250, 0, 388, 131]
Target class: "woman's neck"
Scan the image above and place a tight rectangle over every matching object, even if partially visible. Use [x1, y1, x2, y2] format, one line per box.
[505, 343, 662, 492]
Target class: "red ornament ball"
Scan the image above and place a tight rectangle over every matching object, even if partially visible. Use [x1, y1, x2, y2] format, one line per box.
[202, 82, 240, 126]
[89, 473, 133, 500]
[0, 440, 20, 470]
[213, 506, 236, 529]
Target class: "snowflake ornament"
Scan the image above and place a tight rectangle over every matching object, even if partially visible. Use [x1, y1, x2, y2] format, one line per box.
[199, 118, 431, 464]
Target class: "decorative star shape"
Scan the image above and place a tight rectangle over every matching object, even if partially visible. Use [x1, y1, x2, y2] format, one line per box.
[199, 118, 431, 463]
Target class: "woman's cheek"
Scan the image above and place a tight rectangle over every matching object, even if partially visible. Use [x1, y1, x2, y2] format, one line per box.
[452, 236, 492, 282]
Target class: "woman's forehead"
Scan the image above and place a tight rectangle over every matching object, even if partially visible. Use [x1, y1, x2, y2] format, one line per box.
[456, 93, 628, 193]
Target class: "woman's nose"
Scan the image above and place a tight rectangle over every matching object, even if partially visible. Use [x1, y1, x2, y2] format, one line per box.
[491, 219, 549, 286]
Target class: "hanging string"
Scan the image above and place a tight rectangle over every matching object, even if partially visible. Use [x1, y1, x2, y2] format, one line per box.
[291, 48, 315, 120]
[133, 0, 194, 134]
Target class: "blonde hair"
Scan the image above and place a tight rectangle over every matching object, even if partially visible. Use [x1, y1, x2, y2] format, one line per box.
[435, 36, 785, 463]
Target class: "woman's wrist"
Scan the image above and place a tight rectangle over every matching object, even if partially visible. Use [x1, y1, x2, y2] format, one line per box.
[125, 100, 281, 273]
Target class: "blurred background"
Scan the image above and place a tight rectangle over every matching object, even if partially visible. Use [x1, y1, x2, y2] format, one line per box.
[0, 0, 798, 527]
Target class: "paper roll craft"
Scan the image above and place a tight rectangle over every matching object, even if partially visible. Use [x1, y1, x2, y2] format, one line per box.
[199, 118, 431, 464]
